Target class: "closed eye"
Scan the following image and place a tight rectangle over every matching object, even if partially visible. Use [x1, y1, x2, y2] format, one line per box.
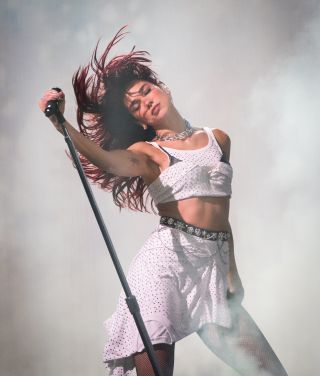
[129, 84, 151, 112]
[130, 100, 140, 112]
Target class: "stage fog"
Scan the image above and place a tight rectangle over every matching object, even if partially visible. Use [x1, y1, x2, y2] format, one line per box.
[1, 1, 319, 375]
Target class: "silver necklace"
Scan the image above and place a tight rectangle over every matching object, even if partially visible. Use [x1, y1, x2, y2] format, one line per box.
[153, 120, 194, 142]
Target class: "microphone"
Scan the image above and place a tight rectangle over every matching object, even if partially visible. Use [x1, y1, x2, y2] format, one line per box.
[44, 87, 62, 117]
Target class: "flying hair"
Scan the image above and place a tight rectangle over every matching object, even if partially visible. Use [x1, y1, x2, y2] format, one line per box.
[71, 26, 163, 212]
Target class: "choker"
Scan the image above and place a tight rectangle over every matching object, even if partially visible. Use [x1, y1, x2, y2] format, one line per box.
[153, 120, 194, 142]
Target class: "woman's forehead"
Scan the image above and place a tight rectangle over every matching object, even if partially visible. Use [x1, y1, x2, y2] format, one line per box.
[125, 80, 148, 96]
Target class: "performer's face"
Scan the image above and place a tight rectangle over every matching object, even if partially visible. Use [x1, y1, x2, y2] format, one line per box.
[123, 80, 171, 126]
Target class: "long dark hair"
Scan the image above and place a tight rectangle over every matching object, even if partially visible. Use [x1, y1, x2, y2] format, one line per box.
[72, 26, 162, 212]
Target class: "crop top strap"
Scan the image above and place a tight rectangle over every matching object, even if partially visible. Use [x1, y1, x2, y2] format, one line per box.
[145, 141, 168, 155]
[203, 127, 223, 155]
[145, 141, 181, 166]
[145, 141, 161, 149]
[203, 127, 230, 164]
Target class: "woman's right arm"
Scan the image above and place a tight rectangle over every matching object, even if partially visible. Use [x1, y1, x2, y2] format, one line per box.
[38, 90, 154, 178]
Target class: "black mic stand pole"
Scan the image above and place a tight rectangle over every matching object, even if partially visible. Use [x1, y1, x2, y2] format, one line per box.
[45, 103, 163, 376]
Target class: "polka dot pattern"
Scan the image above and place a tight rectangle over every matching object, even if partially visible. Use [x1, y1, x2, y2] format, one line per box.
[102, 127, 233, 375]
[146, 127, 233, 205]
[102, 225, 232, 375]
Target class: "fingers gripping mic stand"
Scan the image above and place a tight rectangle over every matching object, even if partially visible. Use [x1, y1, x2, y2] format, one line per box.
[45, 92, 163, 376]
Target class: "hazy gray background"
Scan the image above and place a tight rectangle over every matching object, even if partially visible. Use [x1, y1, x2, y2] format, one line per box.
[1, 0, 319, 375]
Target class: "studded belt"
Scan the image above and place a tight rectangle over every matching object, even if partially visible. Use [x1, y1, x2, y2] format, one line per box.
[160, 216, 231, 241]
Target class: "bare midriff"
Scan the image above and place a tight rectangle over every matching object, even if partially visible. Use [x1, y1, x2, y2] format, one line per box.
[157, 196, 230, 232]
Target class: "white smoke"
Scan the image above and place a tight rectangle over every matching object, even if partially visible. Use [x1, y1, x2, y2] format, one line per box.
[1, 1, 319, 375]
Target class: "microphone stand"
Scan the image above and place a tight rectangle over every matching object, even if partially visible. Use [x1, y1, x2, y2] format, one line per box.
[45, 106, 163, 376]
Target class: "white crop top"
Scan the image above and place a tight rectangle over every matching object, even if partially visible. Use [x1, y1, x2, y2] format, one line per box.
[146, 127, 233, 205]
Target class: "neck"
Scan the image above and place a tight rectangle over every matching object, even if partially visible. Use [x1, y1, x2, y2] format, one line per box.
[153, 106, 186, 137]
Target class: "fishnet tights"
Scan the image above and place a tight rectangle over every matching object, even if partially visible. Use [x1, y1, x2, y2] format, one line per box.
[133, 306, 287, 376]
[134, 343, 175, 376]
[198, 305, 288, 376]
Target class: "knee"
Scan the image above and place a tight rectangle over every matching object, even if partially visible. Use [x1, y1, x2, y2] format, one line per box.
[134, 343, 175, 376]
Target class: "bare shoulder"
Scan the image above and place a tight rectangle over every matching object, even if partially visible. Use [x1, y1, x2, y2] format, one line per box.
[127, 141, 148, 152]
[212, 128, 231, 159]
[126, 141, 163, 181]
[127, 141, 157, 157]
[127, 140, 162, 167]
[212, 128, 231, 145]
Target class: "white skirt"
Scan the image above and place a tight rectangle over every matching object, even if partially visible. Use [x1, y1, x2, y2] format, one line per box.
[102, 224, 232, 375]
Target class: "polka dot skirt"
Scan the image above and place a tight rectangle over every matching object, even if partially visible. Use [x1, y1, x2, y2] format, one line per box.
[102, 224, 232, 375]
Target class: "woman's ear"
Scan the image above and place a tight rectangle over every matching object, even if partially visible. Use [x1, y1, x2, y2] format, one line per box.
[161, 83, 172, 101]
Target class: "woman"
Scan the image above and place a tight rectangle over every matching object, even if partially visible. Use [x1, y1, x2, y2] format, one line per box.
[39, 27, 287, 376]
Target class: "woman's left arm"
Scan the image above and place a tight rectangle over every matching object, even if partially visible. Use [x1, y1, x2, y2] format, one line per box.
[226, 222, 245, 305]
[212, 129, 244, 304]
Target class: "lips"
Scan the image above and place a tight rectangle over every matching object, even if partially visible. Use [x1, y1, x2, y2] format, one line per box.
[151, 103, 160, 116]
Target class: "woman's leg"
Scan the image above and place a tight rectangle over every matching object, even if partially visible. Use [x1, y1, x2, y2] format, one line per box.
[197, 305, 288, 376]
[134, 343, 175, 376]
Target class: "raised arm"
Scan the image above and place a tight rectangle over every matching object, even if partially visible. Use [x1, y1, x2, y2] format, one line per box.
[38, 89, 155, 178]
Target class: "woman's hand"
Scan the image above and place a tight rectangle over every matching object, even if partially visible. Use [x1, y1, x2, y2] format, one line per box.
[38, 89, 66, 130]
[38, 88, 65, 113]
[227, 271, 245, 305]
[38, 89, 66, 133]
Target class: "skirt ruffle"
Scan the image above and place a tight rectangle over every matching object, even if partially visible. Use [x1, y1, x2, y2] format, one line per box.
[102, 224, 232, 375]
